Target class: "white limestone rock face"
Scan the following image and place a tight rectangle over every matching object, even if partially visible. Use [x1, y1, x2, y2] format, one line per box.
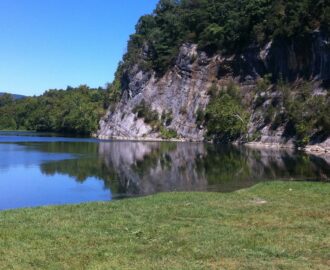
[98, 44, 215, 141]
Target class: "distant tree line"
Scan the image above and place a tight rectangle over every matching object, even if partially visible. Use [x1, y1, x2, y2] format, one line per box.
[0, 85, 110, 134]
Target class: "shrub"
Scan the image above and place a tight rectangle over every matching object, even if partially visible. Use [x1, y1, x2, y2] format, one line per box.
[205, 84, 249, 142]
[255, 75, 272, 93]
[133, 100, 160, 130]
[196, 108, 205, 126]
[160, 127, 177, 139]
[161, 110, 173, 126]
[280, 82, 330, 145]
[207, 83, 219, 97]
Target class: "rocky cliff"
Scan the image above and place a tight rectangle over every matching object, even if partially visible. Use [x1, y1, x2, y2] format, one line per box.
[98, 43, 213, 141]
[98, 31, 330, 152]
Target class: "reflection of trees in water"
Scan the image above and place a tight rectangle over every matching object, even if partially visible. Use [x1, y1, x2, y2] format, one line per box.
[19, 141, 98, 155]
[243, 147, 330, 181]
[41, 158, 119, 188]
[40, 141, 330, 197]
[196, 145, 330, 191]
[39, 142, 121, 192]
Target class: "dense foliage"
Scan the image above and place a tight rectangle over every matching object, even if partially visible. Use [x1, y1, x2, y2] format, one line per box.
[253, 80, 330, 145]
[121, 0, 329, 75]
[281, 82, 330, 145]
[0, 86, 109, 134]
[204, 83, 249, 142]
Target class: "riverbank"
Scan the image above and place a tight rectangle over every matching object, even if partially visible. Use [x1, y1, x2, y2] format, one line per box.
[98, 134, 330, 157]
[246, 138, 330, 156]
[0, 182, 329, 269]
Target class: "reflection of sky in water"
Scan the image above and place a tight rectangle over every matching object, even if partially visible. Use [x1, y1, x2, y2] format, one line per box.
[0, 141, 111, 210]
[0, 144, 74, 170]
[0, 165, 111, 210]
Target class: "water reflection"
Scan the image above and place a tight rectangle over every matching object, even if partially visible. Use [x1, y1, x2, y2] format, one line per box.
[39, 141, 330, 197]
[1, 136, 330, 209]
[98, 142, 208, 196]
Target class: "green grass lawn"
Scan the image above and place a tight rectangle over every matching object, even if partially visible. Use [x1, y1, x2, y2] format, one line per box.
[0, 182, 329, 269]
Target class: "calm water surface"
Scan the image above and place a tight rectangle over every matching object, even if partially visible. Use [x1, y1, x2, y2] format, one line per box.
[0, 131, 329, 210]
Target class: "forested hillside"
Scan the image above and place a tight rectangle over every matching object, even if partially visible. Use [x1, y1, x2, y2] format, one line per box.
[0, 86, 109, 134]
[120, 0, 329, 75]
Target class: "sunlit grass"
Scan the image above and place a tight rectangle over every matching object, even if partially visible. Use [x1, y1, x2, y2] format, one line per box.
[0, 181, 329, 269]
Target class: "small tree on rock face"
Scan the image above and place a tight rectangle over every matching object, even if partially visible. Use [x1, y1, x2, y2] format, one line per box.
[205, 82, 249, 142]
[205, 93, 248, 142]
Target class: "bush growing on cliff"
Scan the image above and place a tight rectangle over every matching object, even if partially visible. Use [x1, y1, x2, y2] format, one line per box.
[161, 110, 173, 126]
[205, 84, 249, 142]
[160, 126, 177, 139]
[277, 81, 330, 145]
[196, 108, 205, 127]
[133, 100, 162, 132]
[133, 101, 178, 137]
[133, 100, 159, 124]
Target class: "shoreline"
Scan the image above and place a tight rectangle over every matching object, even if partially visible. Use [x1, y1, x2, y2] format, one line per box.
[3, 131, 329, 155]
[97, 134, 203, 143]
[97, 134, 330, 155]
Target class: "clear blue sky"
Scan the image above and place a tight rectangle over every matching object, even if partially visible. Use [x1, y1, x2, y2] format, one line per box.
[0, 0, 159, 96]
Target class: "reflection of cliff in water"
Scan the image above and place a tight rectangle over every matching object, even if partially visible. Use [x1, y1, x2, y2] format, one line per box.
[40, 141, 330, 198]
[98, 142, 208, 196]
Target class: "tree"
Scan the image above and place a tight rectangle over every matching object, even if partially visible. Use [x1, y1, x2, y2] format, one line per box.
[0, 94, 14, 107]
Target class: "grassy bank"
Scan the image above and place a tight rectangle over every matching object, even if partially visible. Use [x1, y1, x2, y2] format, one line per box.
[0, 182, 329, 269]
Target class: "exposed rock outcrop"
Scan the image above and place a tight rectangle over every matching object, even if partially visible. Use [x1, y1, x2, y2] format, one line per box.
[98, 32, 330, 151]
[98, 44, 215, 141]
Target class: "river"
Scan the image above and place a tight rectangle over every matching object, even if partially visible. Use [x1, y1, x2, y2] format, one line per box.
[0, 131, 329, 210]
